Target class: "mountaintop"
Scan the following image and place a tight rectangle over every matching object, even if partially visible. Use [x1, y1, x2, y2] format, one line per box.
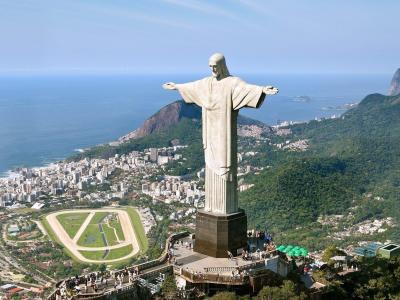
[388, 68, 400, 96]
[116, 100, 201, 143]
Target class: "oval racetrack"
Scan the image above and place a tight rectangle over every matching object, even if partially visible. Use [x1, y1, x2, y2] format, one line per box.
[46, 209, 140, 263]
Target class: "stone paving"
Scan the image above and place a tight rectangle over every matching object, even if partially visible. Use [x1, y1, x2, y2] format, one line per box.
[172, 236, 269, 276]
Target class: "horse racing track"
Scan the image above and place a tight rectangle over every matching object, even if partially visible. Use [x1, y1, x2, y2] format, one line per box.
[43, 208, 146, 264]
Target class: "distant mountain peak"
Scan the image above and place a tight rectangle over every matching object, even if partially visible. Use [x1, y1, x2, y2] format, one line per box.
[117, 100, 200, 143]
[388, 68, 400, 96]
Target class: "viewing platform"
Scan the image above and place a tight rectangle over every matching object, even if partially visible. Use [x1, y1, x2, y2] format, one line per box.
[171, 235, 290, 291]
[46, 232, 290, 299]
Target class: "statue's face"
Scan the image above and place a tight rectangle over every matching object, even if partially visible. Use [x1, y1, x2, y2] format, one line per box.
[209, 62, 220, 78]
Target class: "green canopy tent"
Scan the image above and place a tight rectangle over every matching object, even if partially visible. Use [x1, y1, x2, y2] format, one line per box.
[277, 245, 286, 251]
[277, 245, 309, 257]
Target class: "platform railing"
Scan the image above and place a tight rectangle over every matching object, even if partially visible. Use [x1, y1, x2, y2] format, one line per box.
[202, 260, 265, 274]
[180, 269, 248, 285]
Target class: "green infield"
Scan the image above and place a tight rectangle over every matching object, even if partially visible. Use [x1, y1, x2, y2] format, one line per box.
[103, 224, 119, 246]
[109, 218, 125, 241]
[79, 245, 133, 261]
[56, 212, 90, 239]
[77, 224, 106, 247]
[79, 250, 107, 260]
[89, 212, 108, 225]
[106, 244, 133, 260]
[77, 212, 121, 247]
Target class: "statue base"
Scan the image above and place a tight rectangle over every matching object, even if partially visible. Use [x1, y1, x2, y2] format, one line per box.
[194, 209, 247, 258]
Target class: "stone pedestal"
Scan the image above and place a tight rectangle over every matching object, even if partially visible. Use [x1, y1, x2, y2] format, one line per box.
[194, 209, 247, 258]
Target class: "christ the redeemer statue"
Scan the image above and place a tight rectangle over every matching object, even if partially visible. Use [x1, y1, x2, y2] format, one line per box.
[163, 53, 278, 215]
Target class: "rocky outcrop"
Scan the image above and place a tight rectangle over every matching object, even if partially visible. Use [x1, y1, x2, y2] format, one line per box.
[115, 100, 270, 144]
[116, 100, 201, 144]
[388, 68, 400, 96]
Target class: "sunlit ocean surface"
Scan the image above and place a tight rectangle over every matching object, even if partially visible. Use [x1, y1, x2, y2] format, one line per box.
[0, 73, 390, 176]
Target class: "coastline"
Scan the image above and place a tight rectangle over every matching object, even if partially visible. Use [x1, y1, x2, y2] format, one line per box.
[0, 73, 389, 180]
[1, 147, 98, 179]
[1, 162, 61, 180]
[0, 110, 349, 180]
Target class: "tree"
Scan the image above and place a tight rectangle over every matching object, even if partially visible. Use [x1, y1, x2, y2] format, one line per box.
[321, 246, 346, 264]
[98, 263, 107, 273]
[256, 280, 307, 300]
[209, 292, 238, 300]
[161, 275, 178, 300]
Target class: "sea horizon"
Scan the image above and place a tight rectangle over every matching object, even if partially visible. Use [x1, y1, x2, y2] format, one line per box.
[0, 73, 391, 177]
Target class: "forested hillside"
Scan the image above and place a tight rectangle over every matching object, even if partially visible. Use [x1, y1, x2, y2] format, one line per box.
[240, 93, 400, 249]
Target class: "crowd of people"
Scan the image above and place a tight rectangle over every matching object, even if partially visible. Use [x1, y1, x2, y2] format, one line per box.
[53, 266, 144, 300]
[54, 271, 108, 300]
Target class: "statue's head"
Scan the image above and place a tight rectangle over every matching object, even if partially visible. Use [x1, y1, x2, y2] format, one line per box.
[209, 53, 230, 80]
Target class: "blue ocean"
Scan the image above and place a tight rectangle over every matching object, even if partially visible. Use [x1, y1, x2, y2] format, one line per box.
[0, 73, 390, 176]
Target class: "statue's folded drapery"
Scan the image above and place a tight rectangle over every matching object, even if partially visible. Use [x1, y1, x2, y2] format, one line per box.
[176, 76, 265, 214]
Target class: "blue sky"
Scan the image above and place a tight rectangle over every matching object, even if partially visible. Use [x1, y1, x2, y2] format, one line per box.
[0, 0, 399, 74]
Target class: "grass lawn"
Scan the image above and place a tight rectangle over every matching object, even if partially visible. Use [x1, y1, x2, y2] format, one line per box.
[89, 212, 108, 225]
[109, 218, 125, 241]
[56, 212, 90, 239]
[105, 245, 133, 260]
[125, 207, 148, 252]
[80, 244, 133, 261]
[103, 224, 119, 246]
[79, 250, 106, 260]
[77, 224, 106, 247]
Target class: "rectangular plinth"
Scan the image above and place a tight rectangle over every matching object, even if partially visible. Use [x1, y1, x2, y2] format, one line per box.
[194, 210, 247, 258]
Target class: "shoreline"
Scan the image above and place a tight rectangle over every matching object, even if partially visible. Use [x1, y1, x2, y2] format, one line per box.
[0, 162, 60, 180]
[0, 104, 355, 180]
[0, 147, 99, 180]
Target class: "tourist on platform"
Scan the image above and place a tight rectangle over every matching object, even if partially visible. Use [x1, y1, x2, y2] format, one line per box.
[55, 289, 61, 300]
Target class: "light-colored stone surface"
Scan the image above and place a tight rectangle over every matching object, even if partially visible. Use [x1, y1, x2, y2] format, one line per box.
[45, 208, 140, 263]
[163, 53, 278, 214]
[173, 236, 270, 276]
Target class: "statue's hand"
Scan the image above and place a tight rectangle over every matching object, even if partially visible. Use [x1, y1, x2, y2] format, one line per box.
[162, 82, 177, 90]
[263, 86, 279, 95]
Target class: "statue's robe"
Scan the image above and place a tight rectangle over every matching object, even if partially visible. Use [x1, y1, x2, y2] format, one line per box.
[177, 76, 265, 214]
